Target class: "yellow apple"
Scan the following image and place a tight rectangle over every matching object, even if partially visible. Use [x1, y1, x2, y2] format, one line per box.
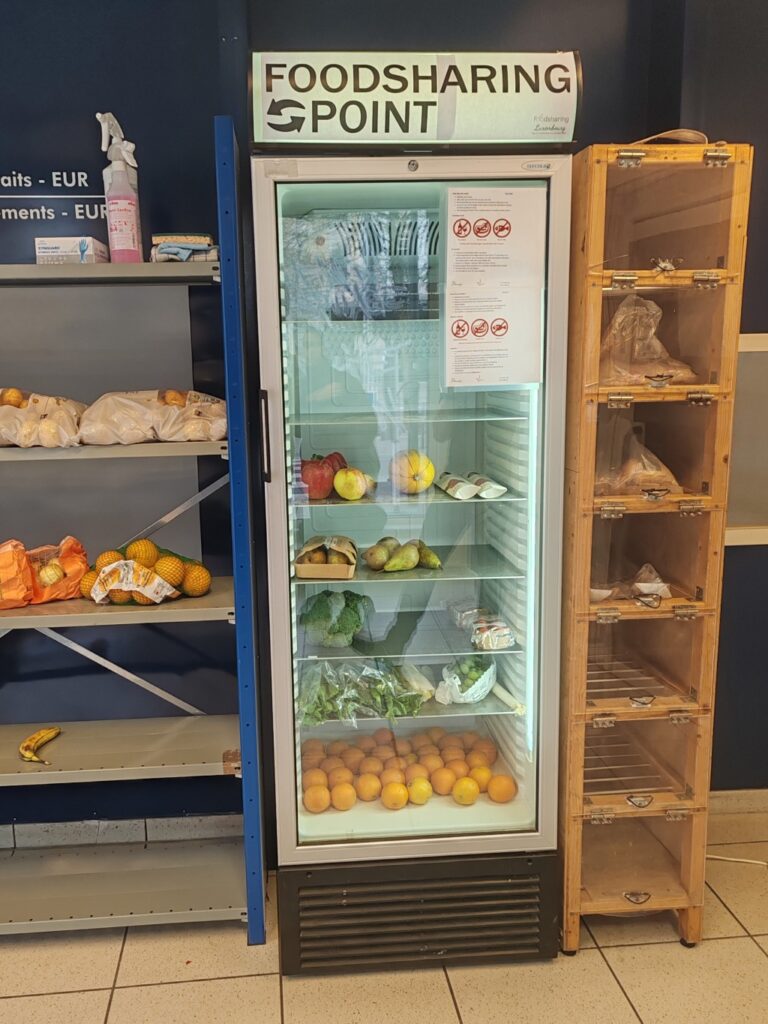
[333, 467, 367, 501]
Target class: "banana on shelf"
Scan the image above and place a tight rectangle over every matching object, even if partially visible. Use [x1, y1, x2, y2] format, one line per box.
[19, 726, 61, 765]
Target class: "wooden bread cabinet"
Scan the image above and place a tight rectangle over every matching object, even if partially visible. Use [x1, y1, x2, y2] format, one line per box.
[560, 142, 753, 952]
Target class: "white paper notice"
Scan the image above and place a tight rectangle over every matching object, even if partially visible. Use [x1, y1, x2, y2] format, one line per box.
[444, 186, 547, 387]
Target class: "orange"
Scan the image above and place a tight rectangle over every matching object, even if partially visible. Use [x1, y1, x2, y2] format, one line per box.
[405, 753, 418, 765]
[131, 591, 155, 605]
[327, 766, 354, 788]
[301, 753, 324, 769]
[356, 736, 377, 753]
[341, 748, 365, 769]
[427, 727, 446, 743]
[381, 782, 409, 810]
[462, 731, 480, 749]
[125, 538, 159, 568]
[109, 589, 132, 604]
[466, 750, 490, 769]
[303, 784, 331, 813]
[154, 555, 185, 587]
[469, 766, 492, 793]
[380, 768, 406, 787]
[373, 745, 395, 761]
[320, 756, 344, 773]
[410, 732, 430, 750]
[405, 763, 430, 784]
[430, 767, 457, 796]
[354, 773, 382, 801]
[302, 768, 328, 791]
[419, 754, 444, 774]
[359, 756, 384, 776]
[327, 740, 349, 756]
[452, 777, 480, 806]
[407, 777, 433, 805]
[330, 782, 357, 811]
[441, 746, 465, 764]
[374, 727, 394, 744]
[473, 741, 498, 766]
[416, 744, 441, 757]
[181, 563, 212, 597]
[79, 569, 99, 599]
[487, 774, 518, 804]
[95, 549, 123, 571]
[437, 733, 464, 750]
[393, 738, 412, 756]
[301, 739, 325, 754]
[384, 756, 408, 771]
[445, 759, 470, 779]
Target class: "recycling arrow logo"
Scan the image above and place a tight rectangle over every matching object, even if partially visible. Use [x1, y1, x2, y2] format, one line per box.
[267, 98, 306, 133]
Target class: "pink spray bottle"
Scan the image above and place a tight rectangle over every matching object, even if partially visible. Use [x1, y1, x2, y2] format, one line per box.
[96, 112, 143, 263]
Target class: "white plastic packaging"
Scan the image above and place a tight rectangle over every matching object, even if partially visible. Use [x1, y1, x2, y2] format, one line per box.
[436, 658, 497, 705]
[78, 389, 227, 445]
[467, 472, 508, 499]
[435, 472, 479, 500]
[0, 391, 85, 448]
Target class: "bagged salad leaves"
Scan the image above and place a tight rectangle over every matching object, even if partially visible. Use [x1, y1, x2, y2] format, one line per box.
[298, 660, 427, 725]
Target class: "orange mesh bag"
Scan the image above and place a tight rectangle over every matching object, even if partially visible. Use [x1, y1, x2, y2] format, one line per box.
[28, 536, 89, 604]
[0, 539, 34, 610]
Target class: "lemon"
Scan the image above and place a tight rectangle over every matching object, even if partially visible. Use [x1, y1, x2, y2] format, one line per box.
[79, 569, 99, 599]
[131, 591, 155, 605]
[95, 550, 123, 571]
[452, 777, 480, 806]
[154, 555, 185, 587]
[407, 777, 433, 805]
[181, 563, 212, 597]
[125, 538, 159, 568]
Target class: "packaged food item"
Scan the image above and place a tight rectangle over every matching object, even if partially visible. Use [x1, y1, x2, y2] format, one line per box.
[90, 560, 180, 605]
[467, 472, 508, 499]
[435, 472, 480, 500]
[83, 542, 210, 605]
[600, 295, 697, 386]
[0, 539, 34, 610]
[449, 599, 491, 629]
[298, 660, 425, 725]
[0, 390, 85, 448]
[27, 536, 89, 604]
[595, 432, 682, 497]
[591, 563, 672, 605]
[436, 655, 497, 705]
[294, 536, 357, 580]
[471, 616, 515, 650]
[78, 390, 227, 445]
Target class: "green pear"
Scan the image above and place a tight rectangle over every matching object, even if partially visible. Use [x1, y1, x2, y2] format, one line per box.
[417, 542, 442, 570]
[383, 542, 420, 572]
[377, 536, 400, 556]
[364, 544, 389, 571]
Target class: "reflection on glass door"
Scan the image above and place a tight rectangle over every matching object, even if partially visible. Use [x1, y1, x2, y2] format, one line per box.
[275, 179, 548, 846]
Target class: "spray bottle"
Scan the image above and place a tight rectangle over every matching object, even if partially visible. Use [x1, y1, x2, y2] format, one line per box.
[96, 112, 143, 263]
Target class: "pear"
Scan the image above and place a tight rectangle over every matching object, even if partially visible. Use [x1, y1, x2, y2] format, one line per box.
[377, 536, 400, 556]
[383, 542, 420, 572]
[364, 544, 390, 571]
[417, 542, 442, 570]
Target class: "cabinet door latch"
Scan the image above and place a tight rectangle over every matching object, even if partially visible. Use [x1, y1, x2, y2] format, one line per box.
[617, 149, 646, 168]
[629, 694, 656, 708]
[703, 148, 732, 167]
[626, 794, 654, 809]
[623, 891, 651, 905]
[599, 503, 626, 519]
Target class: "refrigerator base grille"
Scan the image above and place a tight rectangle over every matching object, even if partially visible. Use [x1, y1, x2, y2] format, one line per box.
[277, 851, 559, 975]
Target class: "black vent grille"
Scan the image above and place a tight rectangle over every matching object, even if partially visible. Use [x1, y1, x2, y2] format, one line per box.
[292, 872, 544, 971]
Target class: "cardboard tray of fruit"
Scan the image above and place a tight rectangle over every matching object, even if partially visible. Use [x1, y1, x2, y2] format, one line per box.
[294, 536, 357, 580]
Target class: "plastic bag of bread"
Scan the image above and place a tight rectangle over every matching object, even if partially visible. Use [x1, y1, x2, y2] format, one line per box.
[0, 539, 34, 610]
[79, 389, 227, 445]
[591, 563, 672, 604]
[600, 296, 697, 387]
[597, 432, 682, 497]
[27, 536, 89, 604]
[0, 388, 85, 448]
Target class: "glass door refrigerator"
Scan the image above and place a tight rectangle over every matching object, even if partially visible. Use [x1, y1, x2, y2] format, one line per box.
[251, 155, 571, 972]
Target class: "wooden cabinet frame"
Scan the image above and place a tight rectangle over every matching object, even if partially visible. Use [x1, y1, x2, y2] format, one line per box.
[560, 143, 753, 952]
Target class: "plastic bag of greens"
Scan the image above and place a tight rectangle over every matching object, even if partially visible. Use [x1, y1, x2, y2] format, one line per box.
[297, 661, 361, 725]
[355, 661, 425, 719]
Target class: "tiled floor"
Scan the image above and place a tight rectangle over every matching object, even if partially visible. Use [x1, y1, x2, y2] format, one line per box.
[1, 816, 767, 1023]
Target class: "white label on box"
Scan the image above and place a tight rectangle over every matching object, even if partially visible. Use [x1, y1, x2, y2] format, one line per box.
[444, 186, 547, 388]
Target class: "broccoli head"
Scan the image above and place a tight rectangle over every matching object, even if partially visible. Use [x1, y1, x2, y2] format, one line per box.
[299, 589, 373, 648]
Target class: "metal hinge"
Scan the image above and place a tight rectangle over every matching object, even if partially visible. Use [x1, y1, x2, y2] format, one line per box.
[596, 607, 621, 624]
[687, 391, 714, 406]
[673, 605, 699, 621]
[592, 714, 617, 729]
[666, 808, 690, 822]
[704, 148, 731, 167]
[679, 500, 706, 517]
[669, 710, 692, 725]
[599, 503, 626, 520]
[589, 810, 616, 824]
[617, 149, 646, 168]
[607, 392, 634, 409]
[610, 272, 639, 289]
[693, 271, 721, 289]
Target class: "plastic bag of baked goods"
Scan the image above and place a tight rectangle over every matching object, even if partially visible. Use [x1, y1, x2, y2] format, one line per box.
[597, 432, 682, 497]
[0, 388, 85, 448]
[0, 539, 34, 610]
[79, 389, 227, 445]
[27, 536, 89, 604]
[600, 296, 697, 387]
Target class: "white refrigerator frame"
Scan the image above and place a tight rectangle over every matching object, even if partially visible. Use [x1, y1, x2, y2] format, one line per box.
[252, 154, 571, 866]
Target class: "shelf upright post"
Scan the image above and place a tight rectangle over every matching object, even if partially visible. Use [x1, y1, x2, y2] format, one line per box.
[215, 115, 267, 945]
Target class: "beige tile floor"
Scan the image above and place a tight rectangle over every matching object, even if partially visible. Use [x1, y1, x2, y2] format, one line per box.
[0, 814, 766, 1024]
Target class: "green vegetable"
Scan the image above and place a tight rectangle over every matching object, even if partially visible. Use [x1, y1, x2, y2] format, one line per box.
[299, 589, 373, 648]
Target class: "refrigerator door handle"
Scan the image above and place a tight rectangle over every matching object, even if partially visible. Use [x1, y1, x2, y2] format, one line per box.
[259, 389, 272, 483]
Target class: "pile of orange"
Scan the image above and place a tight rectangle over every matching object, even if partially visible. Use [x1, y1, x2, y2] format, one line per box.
[301, 726, 518, 814]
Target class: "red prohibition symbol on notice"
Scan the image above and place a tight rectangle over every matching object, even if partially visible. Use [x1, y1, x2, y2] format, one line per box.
[451, 319, 470, 338]
[453, 218, 471, 238]
[471, 319, 489, 338]
[493, 218, 511, 237]
[491, 318, 509, 337]
[473, 218, 492, 238]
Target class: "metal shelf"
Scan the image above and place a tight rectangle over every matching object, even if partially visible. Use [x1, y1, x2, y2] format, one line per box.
[0, 263, 220, 286]
[0, 838, 245, 934]
[0, 715, 240, 785]
[0, 440, 228, 462]
[0, 577, 234, 629]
